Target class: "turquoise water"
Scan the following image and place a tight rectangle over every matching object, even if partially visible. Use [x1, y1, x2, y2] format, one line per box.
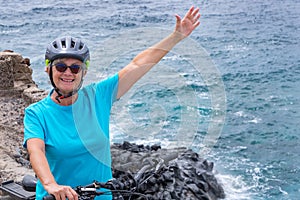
[1, 0, 299, 199]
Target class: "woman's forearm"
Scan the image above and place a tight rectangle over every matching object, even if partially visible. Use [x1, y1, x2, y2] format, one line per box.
[117, 32, 183, 98]
[131, 31, 183, 68]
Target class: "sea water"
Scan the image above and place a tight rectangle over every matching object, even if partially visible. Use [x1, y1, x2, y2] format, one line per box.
[1, 0, 299, 199]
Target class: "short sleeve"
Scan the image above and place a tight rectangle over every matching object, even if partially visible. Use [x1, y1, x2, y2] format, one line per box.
[95, 73, 119, 106]
[23, 106, 45, 148]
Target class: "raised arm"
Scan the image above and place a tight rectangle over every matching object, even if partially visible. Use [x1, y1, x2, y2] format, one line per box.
[117, 6, 201, 99]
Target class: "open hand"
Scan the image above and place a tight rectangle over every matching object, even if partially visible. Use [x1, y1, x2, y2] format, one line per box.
[175, 6, 201, 39]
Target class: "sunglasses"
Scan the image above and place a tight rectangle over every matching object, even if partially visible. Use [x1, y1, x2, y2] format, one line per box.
[53, 62, 82, 74]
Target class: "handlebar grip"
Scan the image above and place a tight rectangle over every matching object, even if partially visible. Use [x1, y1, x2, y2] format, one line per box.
[43, 194, 55, 200]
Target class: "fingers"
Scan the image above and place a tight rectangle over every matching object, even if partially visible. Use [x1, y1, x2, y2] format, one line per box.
[65, 188, 78, 200]
[186, 6, 195, 17]
[179, 6, 200, 30]
[185, 6, 200, 18]
[193, 20, 201, 29]
[191, 7, 200, 18]
[173, 5, 201, 37]
[175, 14, 181, 23]
[70, 188, 79, 200]
[193, 11, 201, 28]
[178, 6, 201, 24]
[52, 186, 78, 200]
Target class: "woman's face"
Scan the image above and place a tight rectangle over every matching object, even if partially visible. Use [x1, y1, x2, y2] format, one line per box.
[48, 58, 86, 95]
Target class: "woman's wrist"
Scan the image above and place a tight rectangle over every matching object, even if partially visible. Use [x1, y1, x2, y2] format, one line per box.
[171, 30, 186, 42]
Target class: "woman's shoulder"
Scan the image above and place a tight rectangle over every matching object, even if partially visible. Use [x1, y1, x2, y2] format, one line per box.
[82, 73, 119, 92]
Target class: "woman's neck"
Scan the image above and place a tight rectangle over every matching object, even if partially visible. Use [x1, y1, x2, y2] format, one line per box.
[51, 91, 78, 106]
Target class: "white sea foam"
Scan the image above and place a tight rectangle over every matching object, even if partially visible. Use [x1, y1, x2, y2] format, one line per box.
[216, 174, 253, 200]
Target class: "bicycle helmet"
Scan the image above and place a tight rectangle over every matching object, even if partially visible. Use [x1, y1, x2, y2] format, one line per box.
[45, 36, 90, 103]
[45, 36, 90, 68]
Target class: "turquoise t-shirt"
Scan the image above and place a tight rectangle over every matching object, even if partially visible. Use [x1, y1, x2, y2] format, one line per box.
[23, 74, 119, 200]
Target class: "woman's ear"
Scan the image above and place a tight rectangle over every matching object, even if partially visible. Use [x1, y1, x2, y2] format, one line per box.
[45, 66, 50, 74]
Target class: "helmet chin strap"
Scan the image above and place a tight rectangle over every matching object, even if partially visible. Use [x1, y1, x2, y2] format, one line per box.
[49, 65, 84, 104]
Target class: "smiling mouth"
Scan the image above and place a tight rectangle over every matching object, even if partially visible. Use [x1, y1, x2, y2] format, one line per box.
[61, 78, 74, 82]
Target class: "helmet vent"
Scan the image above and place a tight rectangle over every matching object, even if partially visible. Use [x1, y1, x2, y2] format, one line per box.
[79, 42, 84, 50]
[61, 40, 66, 48]
[52, 42, 57, 49]
[71, 39, 76, 48]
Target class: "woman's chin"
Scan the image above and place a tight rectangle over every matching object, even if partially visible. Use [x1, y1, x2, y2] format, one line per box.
[57, 84, 76, 92]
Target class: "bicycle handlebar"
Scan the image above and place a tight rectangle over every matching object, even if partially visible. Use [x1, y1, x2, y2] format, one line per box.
[42, 182, 110, 200]
[42, 162, 164, 200]
[43, 194, 56, 200]
[42, 177, 139, 200]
